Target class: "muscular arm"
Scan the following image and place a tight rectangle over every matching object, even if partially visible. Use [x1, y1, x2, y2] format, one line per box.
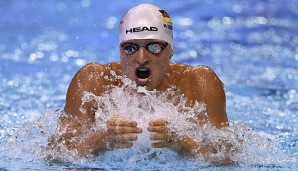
[47, 62, 141, 160]
[47, 63, 112, 158]
[185, 66, 232, 163]
[148, 65, 232, 164]
[189, 65, 228, 128]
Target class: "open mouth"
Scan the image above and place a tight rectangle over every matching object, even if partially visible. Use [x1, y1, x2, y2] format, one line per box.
[136, 67, 151, 79]
[135, 67, 151, 86]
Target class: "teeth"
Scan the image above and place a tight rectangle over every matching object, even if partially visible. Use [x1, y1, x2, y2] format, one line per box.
[139, 68, 148, 71]
[136, 67, 150, 79]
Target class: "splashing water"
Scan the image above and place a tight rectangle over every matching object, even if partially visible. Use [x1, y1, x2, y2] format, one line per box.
[79, 75, 208, 164]
[0, 109, 60, 168]
[1, 74, 295, 169]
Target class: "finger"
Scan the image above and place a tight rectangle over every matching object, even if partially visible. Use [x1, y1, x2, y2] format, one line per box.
[149, 119, 168, 126]
[108, 142, 133, 149]
[147, 126, 168, 133]
[149, 133, 172, 141]
[116, 120, 138, 127]
[109, 133, 138, 142]
[108, 119, 138, 127]
[108, 126, 142, 134]
[151, 141, 175, 148]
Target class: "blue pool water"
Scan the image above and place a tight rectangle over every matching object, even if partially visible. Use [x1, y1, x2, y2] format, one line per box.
[0, 0, 298, 170]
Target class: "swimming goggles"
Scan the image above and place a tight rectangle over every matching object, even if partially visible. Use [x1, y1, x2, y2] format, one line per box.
[121, 42, 168, 55]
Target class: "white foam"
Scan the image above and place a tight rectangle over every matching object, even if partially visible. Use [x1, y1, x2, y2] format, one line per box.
[0, 74, 296, 166]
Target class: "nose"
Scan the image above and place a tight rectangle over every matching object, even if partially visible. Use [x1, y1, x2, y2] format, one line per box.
[136, 47, 149, 65]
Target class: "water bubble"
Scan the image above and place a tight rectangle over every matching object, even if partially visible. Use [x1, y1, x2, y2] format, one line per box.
[106, 16, 118, 29]
[177, 17, 193, 27]
[189, 50, 198, 58]
[36, 52, 44, 58]
[75, 59, 85, 66]
[207, 17, 221, 29]
[256, 16, 268, 25]
[61, 56, 69, 63]
[29, 53, 37, 62]
[232, 5, 242, 13]
[184, 29, 194, 37]
[223, 17, 233, 25]
[66, 50, 77, 57]
[81, 0, 91, 8]
[21, 43, 28, 50]
[49, 54, 59, 61]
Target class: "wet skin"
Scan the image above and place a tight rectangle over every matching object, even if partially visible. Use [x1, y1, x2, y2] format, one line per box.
[47, 39, 230, 164]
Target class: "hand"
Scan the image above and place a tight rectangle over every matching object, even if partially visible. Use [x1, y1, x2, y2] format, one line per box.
[105, 116, 142, 149]
[147, 119, 180, 150]
[147, 119, 201, 156]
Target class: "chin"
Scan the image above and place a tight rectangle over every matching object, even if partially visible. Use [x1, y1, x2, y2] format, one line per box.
[136, 78, 150, 86]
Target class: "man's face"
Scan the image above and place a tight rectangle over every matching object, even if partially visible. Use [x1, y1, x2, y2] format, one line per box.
[120, 39, 173, 91]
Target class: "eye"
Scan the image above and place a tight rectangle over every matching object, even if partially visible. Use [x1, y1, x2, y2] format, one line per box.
[122, 43, 139, 55]
[147, 43, 162, 54]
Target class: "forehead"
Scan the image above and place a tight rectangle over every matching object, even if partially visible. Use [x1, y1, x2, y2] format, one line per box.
[121, 39, 165, 44]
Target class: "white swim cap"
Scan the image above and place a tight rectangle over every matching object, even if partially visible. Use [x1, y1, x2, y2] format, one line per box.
[119, 3, 173, 50]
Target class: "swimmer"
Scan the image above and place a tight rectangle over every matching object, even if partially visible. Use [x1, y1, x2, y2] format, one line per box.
[47, 3, 231, 164]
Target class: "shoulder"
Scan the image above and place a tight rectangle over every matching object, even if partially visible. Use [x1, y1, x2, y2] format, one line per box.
[169, 62, 191, 77]
[176, 63, 224, 91]
[189, 65, 220, 80]
[78, 62, 120, 73]
[70, 62, 121, 92]
[170, 62, 191, 70]
[75, 62, 121, 79]
[169, 62, 220, 82]
[188, 65, 225, 96]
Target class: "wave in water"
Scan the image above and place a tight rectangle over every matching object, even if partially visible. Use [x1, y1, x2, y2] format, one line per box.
[0, 75, 296, 169]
